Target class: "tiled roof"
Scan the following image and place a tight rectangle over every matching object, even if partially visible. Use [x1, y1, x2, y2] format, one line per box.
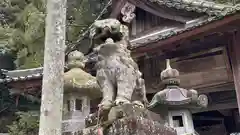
[149, 0, 239, 16]
[0, 66, 69, 83]
[130, 3, 240, 49]
[0, 68, 43, 83]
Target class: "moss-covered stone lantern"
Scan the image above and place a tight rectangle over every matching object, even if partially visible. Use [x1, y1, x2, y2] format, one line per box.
[62, 50, 101, 134]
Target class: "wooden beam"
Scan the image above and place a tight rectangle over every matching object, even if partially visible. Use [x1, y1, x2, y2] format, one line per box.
[131, 33, 227, 59]
[193, 116, 224, 121]
[146, 83, 234, 94]
[110, 0, 127, 18]
[197, 83, 234, 94]
[218, 110, 232, 116]
[229, 31, 240, 114]
[192, 102, 238, 113]
[132, 14, 240, 55]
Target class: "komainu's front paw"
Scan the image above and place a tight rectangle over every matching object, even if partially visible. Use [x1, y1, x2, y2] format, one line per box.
[132, 100, 144, 108]
[114, 98, 131, 106]
[98, 99, 113, 110]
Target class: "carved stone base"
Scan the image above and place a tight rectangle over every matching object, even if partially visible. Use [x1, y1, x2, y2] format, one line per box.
[85, 103, 163, 128]
[77, 116, 176, 135]
[77, 104, 176, 135]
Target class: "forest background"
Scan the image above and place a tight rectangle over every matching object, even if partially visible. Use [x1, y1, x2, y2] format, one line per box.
[1, 0, 239, 134]
[0, 0, 108, 134]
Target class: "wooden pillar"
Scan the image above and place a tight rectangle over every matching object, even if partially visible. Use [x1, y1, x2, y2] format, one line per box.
[229, 31, 240, 114]
[110, 0, 127, 18]
[233, 109, 240, 132]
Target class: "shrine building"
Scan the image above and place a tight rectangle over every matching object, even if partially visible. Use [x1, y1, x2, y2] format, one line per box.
[1, 0, 240, 134]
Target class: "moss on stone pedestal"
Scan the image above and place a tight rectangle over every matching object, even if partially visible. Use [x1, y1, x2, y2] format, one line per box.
[80, 104, 176, 135]
[78, 116, 176, 135]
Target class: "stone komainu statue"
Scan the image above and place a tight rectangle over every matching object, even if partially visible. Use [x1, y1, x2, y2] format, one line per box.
[89, 19, 148, 110]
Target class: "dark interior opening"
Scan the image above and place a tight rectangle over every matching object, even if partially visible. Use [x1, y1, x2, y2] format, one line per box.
[67, 100, 71, 111]
[75, 99, 82, 111]
[173, 115, 184, 127]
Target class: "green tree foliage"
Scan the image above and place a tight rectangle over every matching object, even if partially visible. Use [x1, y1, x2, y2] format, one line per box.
[0, 86, 16, 113]
[0, 83, 17, 133]
[0, 0, 108, 69]
[7, 111, 39, 135]
[0, 82, 40, 132]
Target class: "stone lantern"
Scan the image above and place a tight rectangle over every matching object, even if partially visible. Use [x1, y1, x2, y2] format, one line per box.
[148, 59, 208, 135]
[62, 50, 101, 134]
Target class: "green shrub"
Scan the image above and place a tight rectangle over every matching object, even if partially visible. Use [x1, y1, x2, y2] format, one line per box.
[8, 111, 39, 135]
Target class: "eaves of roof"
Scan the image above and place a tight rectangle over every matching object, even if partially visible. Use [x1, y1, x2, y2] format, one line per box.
[0, 68, 43, 83]
[0, 73, 43, 83]
[149, 0, 238, 16]
[130, 4, 240, 49]
[0, 66, 68, 84]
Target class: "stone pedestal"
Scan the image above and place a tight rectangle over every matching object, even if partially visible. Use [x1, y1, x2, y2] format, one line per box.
[78, 116, 177, 135]
[78, 104, 176, 135]
[62, 94, 91, 134]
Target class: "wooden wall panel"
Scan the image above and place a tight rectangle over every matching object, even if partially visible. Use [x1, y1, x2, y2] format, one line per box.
[142, 47, 233, 93]
[196, 124, 227, 135]
[178, 68, 229, 88]
[130, 8, 182, 38]
[171, 48, 233, 88]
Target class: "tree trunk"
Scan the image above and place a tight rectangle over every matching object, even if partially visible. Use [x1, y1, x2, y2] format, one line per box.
[39, 0, 66, 134]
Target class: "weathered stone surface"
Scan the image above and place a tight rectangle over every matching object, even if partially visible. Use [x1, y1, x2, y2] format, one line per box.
[64, 50, 101, 98]
[64, 68, 101, 98]
[89, 19, 148, 110]
[85, 104, 163, 128]
[148, 59, 208, 135]
[62, 50, 101, 134]
[78, 116, 176, 135]
[148, 59, 208, 110]
[62, 116, 85, 133]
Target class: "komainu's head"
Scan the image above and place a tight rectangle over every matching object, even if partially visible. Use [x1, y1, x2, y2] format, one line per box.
[90, 19, 128, 45]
